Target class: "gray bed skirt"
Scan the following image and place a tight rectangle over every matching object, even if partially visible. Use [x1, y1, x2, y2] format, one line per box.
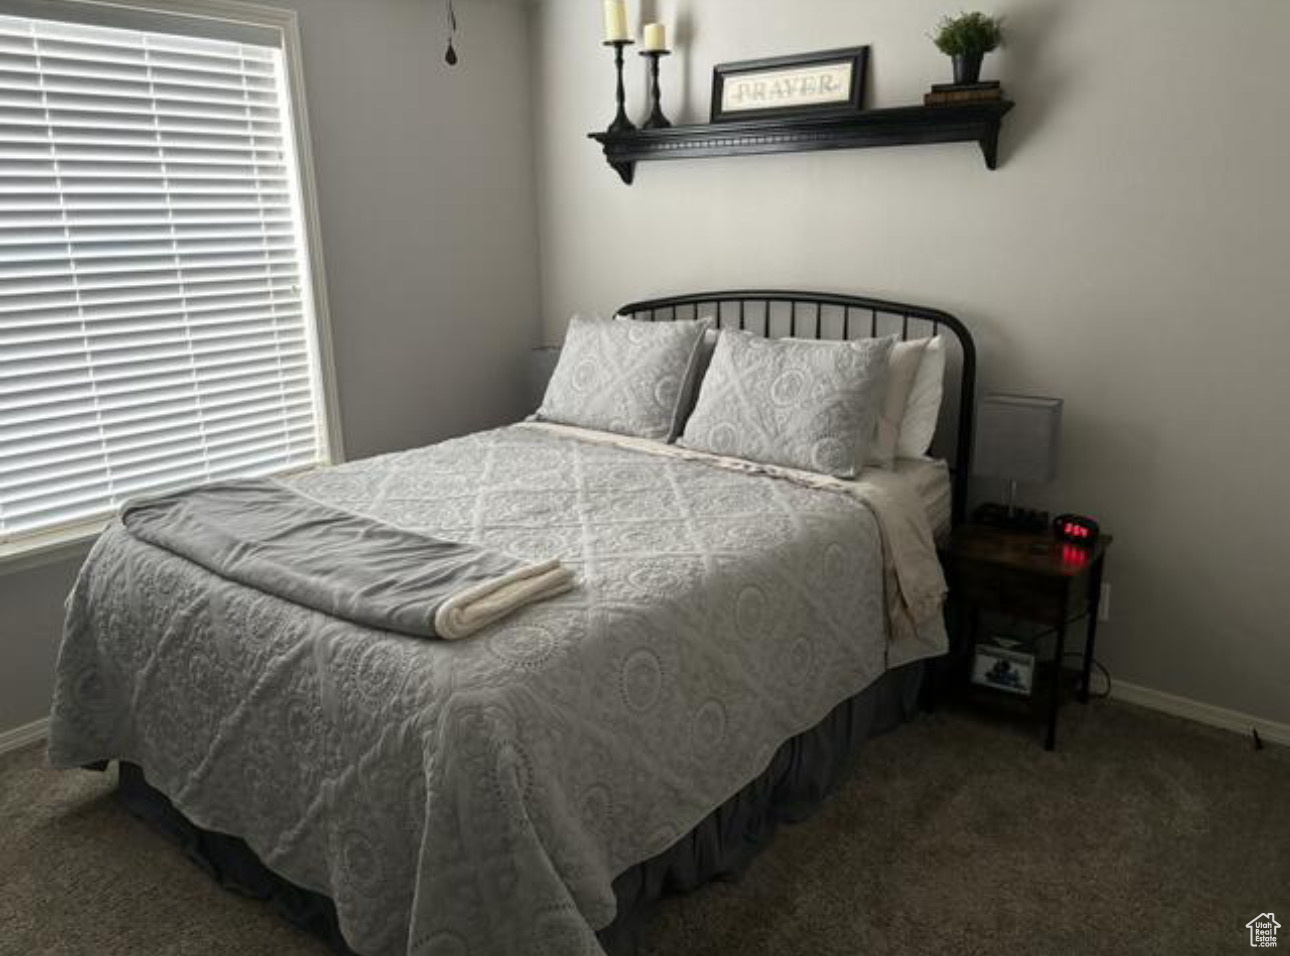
[114, 661, 925, 956]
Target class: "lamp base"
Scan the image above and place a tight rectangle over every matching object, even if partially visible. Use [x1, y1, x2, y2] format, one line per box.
[973, 502, 1050, 534]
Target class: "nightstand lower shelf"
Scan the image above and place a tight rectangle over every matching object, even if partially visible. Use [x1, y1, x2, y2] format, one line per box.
[957, 660, 1090, 721]
[943, 525, 1113, 750]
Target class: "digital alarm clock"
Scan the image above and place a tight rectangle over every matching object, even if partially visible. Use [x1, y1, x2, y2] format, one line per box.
[1053, 513, 1100, 546]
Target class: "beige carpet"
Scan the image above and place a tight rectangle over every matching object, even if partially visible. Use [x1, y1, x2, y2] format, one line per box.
[2, 699, 1285, 956]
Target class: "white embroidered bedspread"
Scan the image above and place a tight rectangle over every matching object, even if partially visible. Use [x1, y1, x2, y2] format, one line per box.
[48, 424, 947, 956]
[519, 422, 948, 654]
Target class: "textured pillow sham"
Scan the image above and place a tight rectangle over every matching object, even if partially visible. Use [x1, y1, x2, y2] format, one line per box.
[536, 315, 709, 441]
[679, 331, 895, 478]
[675, 325, 720, 431]
[784, 334, 932, 470]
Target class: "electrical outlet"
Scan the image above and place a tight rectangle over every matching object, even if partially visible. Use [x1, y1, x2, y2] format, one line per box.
[1099, 583, 1111, 622]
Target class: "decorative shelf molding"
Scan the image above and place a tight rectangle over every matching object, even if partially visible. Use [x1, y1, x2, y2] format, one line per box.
[589, 101, 1014, 183]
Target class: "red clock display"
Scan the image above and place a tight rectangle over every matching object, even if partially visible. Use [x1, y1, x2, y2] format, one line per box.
[1053, 513, 1099, 546]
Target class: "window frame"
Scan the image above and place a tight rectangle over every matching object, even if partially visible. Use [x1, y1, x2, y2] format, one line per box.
[0, 0, 344, 574]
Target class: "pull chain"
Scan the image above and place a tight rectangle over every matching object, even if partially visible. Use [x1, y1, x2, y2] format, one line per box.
[444, 0, 459, 65]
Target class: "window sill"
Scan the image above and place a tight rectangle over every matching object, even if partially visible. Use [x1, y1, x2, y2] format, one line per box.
[0, 460, 337, 578]
[0, 521, 105, 576]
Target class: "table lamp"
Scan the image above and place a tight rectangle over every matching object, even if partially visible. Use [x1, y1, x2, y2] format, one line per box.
[972, 394, 1063, 531]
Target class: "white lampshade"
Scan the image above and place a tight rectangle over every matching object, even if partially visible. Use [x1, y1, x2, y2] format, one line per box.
[973, 394, 1063, 485]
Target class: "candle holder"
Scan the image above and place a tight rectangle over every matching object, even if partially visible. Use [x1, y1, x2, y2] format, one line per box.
[603, 39, 636, 135]
[639, 49, 672, 130]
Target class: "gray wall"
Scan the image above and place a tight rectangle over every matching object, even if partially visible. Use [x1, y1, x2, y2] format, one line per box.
[8, 0, 1287, 738]
[0, 0, 541, 734]
[531, 0, 1290, 725]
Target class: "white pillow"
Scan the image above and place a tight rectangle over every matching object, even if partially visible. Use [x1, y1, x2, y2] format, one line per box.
[895, 335, 946, 458]
[870, 338, 931, 469]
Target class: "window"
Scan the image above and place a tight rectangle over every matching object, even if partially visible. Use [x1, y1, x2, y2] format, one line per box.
[0, 1, 338, 561]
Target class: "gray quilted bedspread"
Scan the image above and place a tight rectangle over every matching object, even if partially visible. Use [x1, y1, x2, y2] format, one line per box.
[49, 425, 925, 956]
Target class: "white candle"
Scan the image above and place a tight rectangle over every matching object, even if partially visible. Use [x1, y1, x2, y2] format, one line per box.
[602, 0, 629, 42]
[642, 22, 667, 52]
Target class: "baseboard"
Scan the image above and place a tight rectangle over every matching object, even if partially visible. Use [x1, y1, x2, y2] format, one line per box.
[0, 716, 49, 756]
[1111, 681, 1290, 747]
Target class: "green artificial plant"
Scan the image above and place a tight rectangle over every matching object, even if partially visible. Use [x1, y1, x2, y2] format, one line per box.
[932, 12, 1006, 57]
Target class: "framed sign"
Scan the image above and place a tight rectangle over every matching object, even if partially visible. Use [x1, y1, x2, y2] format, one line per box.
[971, 644, 1036, 698]
[710, 46, 869, 123]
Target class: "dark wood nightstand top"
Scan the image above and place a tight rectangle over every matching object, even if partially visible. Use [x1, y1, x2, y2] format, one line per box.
[947, 524, 1112, 579]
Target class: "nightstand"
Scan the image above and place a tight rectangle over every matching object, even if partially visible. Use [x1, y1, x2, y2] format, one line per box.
[944, 524, 1112, 750]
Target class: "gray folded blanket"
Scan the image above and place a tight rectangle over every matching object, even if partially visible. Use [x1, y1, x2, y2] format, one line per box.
[121, 479, 575, 640]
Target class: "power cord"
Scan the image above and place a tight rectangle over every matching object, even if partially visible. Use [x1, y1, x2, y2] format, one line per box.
[1060, 652, 1113, 700]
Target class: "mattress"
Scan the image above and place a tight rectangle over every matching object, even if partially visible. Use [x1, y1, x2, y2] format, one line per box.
[49, 424, 947, 956]
[894, 456, 953, 542]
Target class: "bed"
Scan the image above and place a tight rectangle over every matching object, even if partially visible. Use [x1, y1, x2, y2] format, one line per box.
[47, 290, 976, 956]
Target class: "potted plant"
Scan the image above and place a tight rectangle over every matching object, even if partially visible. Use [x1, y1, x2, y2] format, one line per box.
[932, 11, 1005, 86]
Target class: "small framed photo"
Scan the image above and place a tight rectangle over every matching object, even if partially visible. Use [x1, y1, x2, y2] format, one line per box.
[971, 644, 1036, 697]
[710, 46, 869, 124]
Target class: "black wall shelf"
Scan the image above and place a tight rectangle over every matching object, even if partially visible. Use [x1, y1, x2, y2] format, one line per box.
[589, 101, 1014, 184]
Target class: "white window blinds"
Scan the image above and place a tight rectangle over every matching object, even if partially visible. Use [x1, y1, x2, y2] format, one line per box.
[0, 11, 330, 549]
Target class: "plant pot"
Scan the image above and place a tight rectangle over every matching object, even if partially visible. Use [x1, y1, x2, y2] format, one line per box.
[952, 52, 985, 85]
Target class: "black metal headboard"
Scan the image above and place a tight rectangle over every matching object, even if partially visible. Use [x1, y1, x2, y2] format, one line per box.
[617, 290, 977, 525]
